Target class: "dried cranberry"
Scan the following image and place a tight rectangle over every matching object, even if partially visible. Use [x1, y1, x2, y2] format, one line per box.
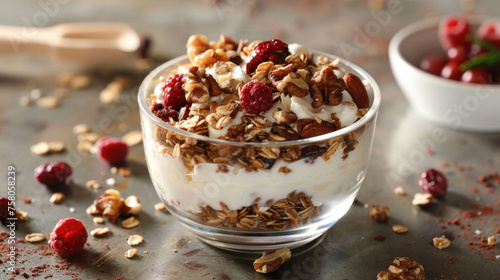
[154, 106, 178, 122]
[246, 39, 291, 74]
[150, 102, 164, 113]
[48, 218, 87, 255]
[419, 168, 448, 197]
[0, 198, 15, 223]
[34, 162, 73, 186]
[240, 81, 273, 114]
[178, 104, 191, 121]
[162, 74, 188, 111]
[96, 137, 129, 164]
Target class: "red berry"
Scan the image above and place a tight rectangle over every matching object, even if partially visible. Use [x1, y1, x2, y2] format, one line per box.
[439, 16, 471, 51]
[96, 137, 128, 164]
[420, 56, 446, 76]
[34, 162, 73, 186]
[477, 20, 500, 48]
[460, 68, 492, 84]
[162, 74, 188, 111]
[469, 43, 488, 58]
[447, 46, 468, 63]
[240, 81, 273, 114]
[48, 218, 87, 255]
[441, 61, 462, 80]
[419, 168, 448, 197]
[246, 39, 291, 74]
[0, 198, 15, 222]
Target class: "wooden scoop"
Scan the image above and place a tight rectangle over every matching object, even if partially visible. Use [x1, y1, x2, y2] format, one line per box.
[0, 22, 141, 66]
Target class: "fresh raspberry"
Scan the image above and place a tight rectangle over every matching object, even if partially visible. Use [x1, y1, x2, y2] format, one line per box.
[419, 56, 446, 76]
[162, 74, 188, 111]
[439, 16, 471, 51]
[246, 39, 291, 74]
[418, 168, 448, 197]
[477, 20, 500, 49]
[0, 197, 15, 223]
[34, 162, 73, 186]
[96, 137, 129, 164]
[240, 81, 273, 114]
[440, 61, 462, 80]
[48, 218, 87, 255]
[461, 68, 492, 84]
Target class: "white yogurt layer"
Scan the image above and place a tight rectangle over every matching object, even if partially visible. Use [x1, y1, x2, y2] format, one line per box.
[145, 123, 372, 212]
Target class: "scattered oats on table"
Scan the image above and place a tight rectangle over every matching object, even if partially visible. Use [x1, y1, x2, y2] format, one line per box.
[124, 248, 139, 259]
[392, 225, 409, 233]
[37, 96, 60, 108]
[90, 227, 109, 237]
[253, 247, 291, 274]
[432, 236, 451, 249]
[121, 216, 140, 229]
[127, 235, 144, 246]
[50, 192, 65, 204]
[154, 202, 166, 211]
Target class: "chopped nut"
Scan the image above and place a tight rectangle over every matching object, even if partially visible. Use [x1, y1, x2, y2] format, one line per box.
[31, 142, 51, 155]
[16, 210, 29, 221]
[48, 141, 65, 153]
[73, 124, 91, 134]
[77, 141, 93, 153]
[377, 257, 425, 280]
[154, 202, 166, 211]
[124, 248, 138, 259]
[127, 235, 144, 246]
[254, 247, 291, 274]
[122, 130, 143, 146]
[412, 193, 433, 206]
[370, 205, 390, 223]
[86, 180, 101, 189]
[121, 216, 140, 228]
[25, 233, 46, 243]
[70, 75, 92, 89]
[54, 88, 68, 98]
[487, 236, 497, 246]
[118, 167, 131, 177]
[394, 186, 406, 196]
[392, 225, 409, 233]
[90, 227, 109, 237]
[123, 196, 142, 215]
[37, 96, 60, 108]
[56, 72, 75, 86]
[50, 192, 65, 204]
[86, 204, 100, 215]
[94, 189, 121, 220]
[433, 236, 451, 249]
[78, 132, 100, 143]
[93, 217, 105, 224]
[20, 96, 32, 106]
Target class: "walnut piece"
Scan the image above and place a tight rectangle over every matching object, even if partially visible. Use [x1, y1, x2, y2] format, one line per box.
[370, 205, 390, 223]
[412, 193, 433, 206]
[254, 247, 291, 274]
[309, 67, 345, 108]
[268, 64, 309, 97]
[377, 257, 425, 280]
[433, 236, 451, 249]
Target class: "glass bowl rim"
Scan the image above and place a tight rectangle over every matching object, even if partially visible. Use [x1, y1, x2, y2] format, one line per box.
[138, 50, 381, 147]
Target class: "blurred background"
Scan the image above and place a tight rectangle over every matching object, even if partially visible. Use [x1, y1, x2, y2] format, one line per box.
[0, 0, 495, 77]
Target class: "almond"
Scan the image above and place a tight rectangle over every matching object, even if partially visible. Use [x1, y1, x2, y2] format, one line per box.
[343, 73, 369, 109]
[295, 119, 335, 139]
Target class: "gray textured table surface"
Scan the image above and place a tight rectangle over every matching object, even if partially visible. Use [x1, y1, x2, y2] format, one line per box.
[1, 1, 500, 279]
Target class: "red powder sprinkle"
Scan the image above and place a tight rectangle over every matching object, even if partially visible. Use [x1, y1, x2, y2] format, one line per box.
[470, 185, 479, 194]
[373, 234, 385, 241]
[21, 198, 32, 204]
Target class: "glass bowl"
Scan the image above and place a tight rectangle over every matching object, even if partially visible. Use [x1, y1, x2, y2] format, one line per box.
[138, 52, 381, 252]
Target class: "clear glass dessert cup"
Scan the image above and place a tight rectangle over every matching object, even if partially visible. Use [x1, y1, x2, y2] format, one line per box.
[138, 52, 381, 252]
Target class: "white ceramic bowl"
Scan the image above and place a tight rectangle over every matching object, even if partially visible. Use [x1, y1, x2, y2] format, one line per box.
[389, 17, 500, 132]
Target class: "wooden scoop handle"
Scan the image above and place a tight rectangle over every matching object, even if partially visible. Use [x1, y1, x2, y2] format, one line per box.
[0, 25, 50, 55]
